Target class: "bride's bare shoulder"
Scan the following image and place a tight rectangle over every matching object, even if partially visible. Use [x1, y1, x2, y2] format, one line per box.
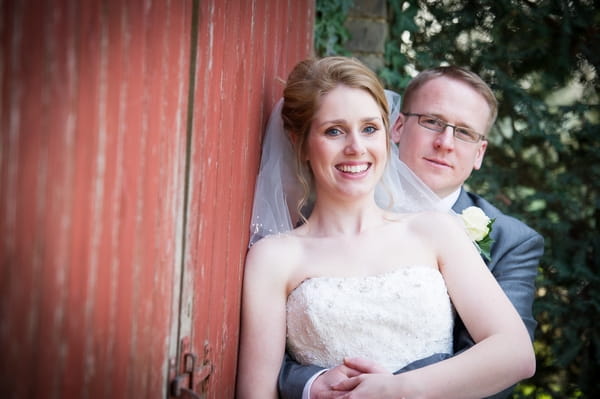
[250, 230, 303, 247]
[245, 232, 303, 271]
[398, 210, 464, 233]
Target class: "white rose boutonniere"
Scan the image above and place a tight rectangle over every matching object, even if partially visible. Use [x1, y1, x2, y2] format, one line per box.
[460, 206, 495, 262]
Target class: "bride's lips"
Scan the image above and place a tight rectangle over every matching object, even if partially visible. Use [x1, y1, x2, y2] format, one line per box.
[335, 162, 371, 175]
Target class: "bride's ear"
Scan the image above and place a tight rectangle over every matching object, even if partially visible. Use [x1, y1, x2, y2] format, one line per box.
[288, 131, 298, 147]
[289, 131, 308, 160]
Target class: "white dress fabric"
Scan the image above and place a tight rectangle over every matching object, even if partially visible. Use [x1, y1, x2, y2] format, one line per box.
[286, 266, 454, 372]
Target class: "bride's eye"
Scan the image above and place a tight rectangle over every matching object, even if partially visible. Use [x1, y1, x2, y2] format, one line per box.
[363, 125, 378, 135]
[325, 127, 343, 137]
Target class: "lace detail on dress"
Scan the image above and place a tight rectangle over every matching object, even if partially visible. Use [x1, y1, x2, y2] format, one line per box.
[286, 266, 454, 372]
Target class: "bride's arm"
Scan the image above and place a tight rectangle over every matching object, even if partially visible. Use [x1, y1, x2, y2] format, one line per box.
[334, 212, 535, 399]
[396, 212, 535, 398]
[236, 238, 290, 399]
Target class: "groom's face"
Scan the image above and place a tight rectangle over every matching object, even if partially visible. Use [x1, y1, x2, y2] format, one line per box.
[392, 76, 489, 198]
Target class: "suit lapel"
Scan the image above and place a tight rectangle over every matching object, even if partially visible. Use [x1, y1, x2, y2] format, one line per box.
[451, 188, 473, 213]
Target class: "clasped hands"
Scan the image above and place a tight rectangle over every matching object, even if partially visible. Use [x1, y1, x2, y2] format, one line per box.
[310, 357, 400, 399]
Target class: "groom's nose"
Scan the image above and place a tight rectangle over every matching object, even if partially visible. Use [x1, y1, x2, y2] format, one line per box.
[433, 126, 456, 150]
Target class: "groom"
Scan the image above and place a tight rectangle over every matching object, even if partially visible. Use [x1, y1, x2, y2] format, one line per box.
[278, 66, 544, 399]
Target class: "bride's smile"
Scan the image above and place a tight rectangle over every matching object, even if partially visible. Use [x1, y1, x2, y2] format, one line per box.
[335, 162, 370, 174]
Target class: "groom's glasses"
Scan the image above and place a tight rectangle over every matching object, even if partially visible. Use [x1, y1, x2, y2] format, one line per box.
[402, 112, 485, 143]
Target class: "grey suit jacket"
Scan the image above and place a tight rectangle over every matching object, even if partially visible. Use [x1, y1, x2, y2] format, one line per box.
[278, 189, 544, 399]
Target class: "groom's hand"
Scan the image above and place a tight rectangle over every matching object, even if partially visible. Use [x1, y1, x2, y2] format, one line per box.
[310, 358, 389, 399]
[330, 358, 394, 399]
[310, 363, 362, 399]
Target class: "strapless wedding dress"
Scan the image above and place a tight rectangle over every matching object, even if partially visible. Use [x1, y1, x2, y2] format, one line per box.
[286, 266, 454, 372]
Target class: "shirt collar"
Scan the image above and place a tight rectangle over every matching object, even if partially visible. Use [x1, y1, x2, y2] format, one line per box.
[439, 188, 461, 211]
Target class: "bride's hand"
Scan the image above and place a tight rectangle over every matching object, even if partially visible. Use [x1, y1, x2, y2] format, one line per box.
[342, 357, 389, 374]
[333, 373, 398, 399]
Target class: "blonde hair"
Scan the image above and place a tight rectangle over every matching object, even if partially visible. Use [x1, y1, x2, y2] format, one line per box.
[281, 56, 390, 216]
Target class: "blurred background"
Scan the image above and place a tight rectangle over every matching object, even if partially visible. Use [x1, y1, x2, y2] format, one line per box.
[315, 0, 598, 397]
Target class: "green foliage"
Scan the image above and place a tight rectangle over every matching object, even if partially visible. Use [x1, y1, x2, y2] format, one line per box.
[316, 0, 600, 396]
[380, 0, 600, 397]
[314, 0, 354, 56]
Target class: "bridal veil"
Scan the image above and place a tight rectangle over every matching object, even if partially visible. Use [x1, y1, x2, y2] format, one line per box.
[249, 90, 444, 247]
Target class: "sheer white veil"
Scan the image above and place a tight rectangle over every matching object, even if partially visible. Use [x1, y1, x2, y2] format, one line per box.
[248, 90, 445, 247]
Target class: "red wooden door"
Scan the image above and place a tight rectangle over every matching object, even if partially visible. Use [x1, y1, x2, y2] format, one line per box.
[0, 1, 192, 397]
[179, 1, 314, 396]
[0, 0, 314, 398]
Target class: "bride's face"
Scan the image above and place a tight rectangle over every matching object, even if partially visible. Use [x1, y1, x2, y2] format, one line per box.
[305, 85, 387, 200]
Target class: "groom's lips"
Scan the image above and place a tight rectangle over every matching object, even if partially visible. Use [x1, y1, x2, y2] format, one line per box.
[424, 157, 452, 168]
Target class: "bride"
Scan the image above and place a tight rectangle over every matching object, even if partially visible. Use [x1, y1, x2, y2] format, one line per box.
[236, 56, 534, 398]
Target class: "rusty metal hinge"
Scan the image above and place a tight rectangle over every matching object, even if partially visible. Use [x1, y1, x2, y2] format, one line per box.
[170, 340, 212, 398]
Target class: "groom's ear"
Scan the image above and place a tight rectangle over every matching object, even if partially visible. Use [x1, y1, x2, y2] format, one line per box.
[391, 114, 404, 144]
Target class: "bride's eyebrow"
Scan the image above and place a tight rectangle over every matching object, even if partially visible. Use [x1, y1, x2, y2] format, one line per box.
[316, 119, 346, 127]
[316, 116, 382, 128]
[361, 116, 383, 124]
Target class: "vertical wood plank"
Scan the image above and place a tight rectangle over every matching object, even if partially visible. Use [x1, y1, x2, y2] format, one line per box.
[0, 1, 191, 398]
[183, 0, 315, 395]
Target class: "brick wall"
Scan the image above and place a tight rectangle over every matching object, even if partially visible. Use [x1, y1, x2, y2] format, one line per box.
[344, 0, 388, 71]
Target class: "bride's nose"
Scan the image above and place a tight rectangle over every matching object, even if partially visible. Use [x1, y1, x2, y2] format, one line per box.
[344, 131, 366, 155]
